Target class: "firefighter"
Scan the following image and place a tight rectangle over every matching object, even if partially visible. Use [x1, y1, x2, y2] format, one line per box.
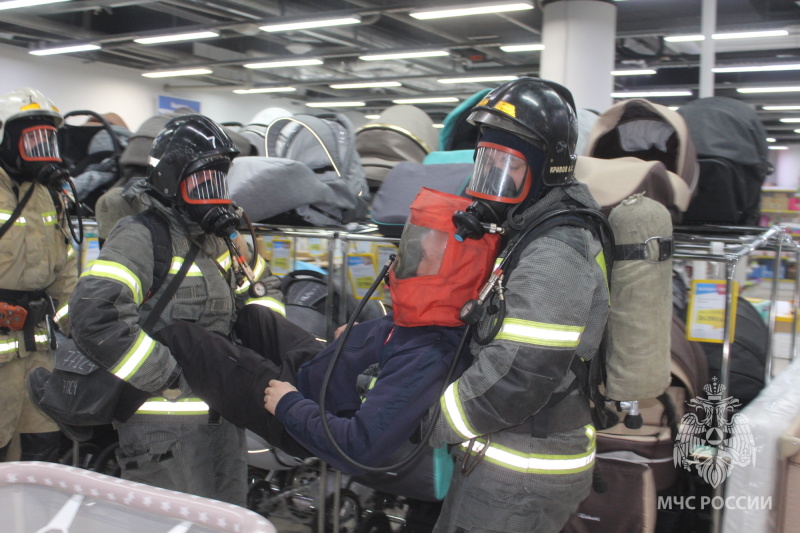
[0, 88, 77, 462]
[428, 77, 611, 532]
[68, 114, 284, 505]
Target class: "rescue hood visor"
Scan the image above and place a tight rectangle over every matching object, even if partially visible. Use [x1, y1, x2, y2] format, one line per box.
[388, 187, 500, 327]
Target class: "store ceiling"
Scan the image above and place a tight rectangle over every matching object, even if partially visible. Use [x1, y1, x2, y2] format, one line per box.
[1, 0, 800, 142]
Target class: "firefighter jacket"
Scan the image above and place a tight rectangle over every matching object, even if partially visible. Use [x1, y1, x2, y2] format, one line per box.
[429, 181, 610, 476]
[69, 197, 285, 399]
[275, 314, 471, 475]
[0, 168, 77, 364]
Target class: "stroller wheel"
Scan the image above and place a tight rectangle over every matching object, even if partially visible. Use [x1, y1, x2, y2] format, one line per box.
[317, 489, 362, 533]
[358, 511, 392, 533]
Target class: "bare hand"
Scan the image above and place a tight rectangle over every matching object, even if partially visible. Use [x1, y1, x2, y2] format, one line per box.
[264, 379, 298, 414]
[334, 322, 358, 339]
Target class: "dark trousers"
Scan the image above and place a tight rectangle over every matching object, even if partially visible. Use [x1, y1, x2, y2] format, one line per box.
[154, 306, 323, 457]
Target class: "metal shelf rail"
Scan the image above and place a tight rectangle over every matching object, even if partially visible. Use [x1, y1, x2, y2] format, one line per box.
[673, 224, 800, 533]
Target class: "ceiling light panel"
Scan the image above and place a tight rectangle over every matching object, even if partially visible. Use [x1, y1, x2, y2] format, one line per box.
[737, 86, 800, 93]
[665, 29, 789, 42]
[611, 90, 692, 98]
[393, 97, 460, 104]
[713, 63, 800, 73]
[244, 58, 323, 69]
[500, 43, 544, 52]
[0, 0, 68, 10]
[437, 75, 517, 83]
[233, 87, 296, 94]
[611, 69, 657, 76]
[359, 50, 449, 61]
[410, 3, 533, 20]
[134, 31, 219, 45]
[29, 43, 100, 55]
[764, 105, 800, 111]
[142, 68, 212, 78]
[306, 101, 366, 107]
[260, 17, 360, 33]
[329, 81, 402, 89]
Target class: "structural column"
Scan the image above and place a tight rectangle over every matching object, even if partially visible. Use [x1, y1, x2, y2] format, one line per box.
[539, 0, 617, 113]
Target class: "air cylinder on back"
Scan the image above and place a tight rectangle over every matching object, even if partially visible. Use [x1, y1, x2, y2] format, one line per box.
[605, 193, 673, 401]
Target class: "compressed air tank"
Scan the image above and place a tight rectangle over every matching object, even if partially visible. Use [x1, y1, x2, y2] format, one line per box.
[605, 193, 673, 401]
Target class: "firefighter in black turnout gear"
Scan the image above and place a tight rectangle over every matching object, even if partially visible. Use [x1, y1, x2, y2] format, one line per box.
[428, 78, 610, 532]
[69, 114, 284, 504]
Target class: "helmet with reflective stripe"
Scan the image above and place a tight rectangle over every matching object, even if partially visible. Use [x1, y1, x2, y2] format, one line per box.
[0, 87, 63, 143]
[467, 77, 578, 188]
[147, 114, 239, 200]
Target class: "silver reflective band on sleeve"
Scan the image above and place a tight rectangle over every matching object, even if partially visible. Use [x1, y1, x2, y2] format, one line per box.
[135, 397, 210, 415]
[0, 340, 18, 353]
[53, 304, 68, 324]
[111, 330, 157, 381]
[81, 260, 144, 305]
[496, 318, 584, 348]
[67, 246, 75, 258]
[34, 333, 49, 344]
[235, 255, 268, 294]
[0, 211, 26, 225]
[217, 251, 232, 271]
[441, 380, 479, 440]
[459, 435, 595, 474]
[42, 211, 57, 225]
[245, 297, 286, 316]
[169, 257, 203, 277]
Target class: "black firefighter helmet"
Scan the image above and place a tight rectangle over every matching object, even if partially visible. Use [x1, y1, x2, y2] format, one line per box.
[146, 114, 239, 201]
[467, 76, 579, 189]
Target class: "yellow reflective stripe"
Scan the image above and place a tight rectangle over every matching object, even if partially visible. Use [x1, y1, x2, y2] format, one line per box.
[235, 256, 268, 294]
[494, 257, 502, 268]
[67, 246, 75, 258]
[111, 330, 156, 381]
[585, 425, 596, 452]
[460, 434, 595, 474]
[53, 303, 69, 324]
[168, 257, 203, 277]
[81, 260, 143, 305]
[0, 340, 18, 353]
[217, 251, 232, 270]
[441, 380, 479, 440]
[244, 297, 286, 316]
[135, 397, 210, 415]
[42, 211, 57, 225]
[34, 333, 49, 344]
[496, 318, 584, 348]
[0, 211, 26, 225]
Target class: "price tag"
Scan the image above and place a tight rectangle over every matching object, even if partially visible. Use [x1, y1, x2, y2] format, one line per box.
[270, 239, 293, 276]
[686, 279, 739, 343]
[346, 253, 383, 300]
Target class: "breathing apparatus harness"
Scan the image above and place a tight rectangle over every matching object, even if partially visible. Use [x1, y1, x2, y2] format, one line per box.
[317, 254, 475, 474]
[457, 202, 621, 439]
[171, 203, 266, 299]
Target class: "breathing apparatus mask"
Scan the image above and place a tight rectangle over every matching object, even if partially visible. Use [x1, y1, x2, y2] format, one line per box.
[174, 158, 240, 238]
[454, 128, 546, 242]
[0, 119, 69, 188]
[389, 187, 500, 327]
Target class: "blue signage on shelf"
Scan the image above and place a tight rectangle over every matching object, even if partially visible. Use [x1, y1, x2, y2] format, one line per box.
[157, 95, 201, 114]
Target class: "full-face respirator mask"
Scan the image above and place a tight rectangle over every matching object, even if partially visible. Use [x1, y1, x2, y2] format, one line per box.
[453, 128, 546, 242]
[1, 120, 69, 188]
[174, 160, 240, 238]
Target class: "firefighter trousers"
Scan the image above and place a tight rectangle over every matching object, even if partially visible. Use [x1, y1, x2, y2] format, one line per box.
[153, 305, 324, 458]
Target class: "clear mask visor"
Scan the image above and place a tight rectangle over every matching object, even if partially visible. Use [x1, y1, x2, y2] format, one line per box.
[19, 125, 61, 162]
[180, 169, 231, 205]
[467, 142, 530, 203]
[394, 224, 448, 280]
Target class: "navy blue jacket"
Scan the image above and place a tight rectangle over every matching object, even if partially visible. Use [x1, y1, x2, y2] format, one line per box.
[274, 314, 469, 474]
